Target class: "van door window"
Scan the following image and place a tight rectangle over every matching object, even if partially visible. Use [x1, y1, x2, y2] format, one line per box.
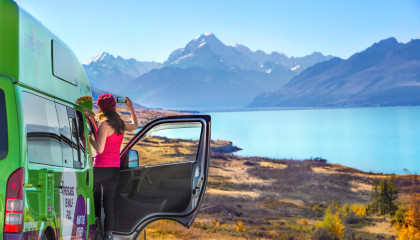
[67, 109, 82, 169]
[130, 122, 202, 167]
[22, 92, 62, 166]
[56, 103, 74, 168]
[75, 110, 86, 168]
[0, 89, 8, 159]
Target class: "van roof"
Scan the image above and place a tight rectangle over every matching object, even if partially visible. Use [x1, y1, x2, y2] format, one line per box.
[0, 0, 92, 110]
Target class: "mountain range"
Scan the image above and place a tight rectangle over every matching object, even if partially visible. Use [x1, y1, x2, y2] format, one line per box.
[83, 33, 333, 108]
[251, 37, 420, 107]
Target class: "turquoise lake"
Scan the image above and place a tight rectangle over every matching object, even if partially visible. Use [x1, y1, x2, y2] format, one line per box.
[207, 106, 420, 174]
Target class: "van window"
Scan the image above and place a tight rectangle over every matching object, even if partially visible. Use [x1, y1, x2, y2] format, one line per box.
[132, 122, 202, 167]
[56, 104, 85, 169]
[52, 40, 78, 86]
[22, 92, 62, 166]
[76, 110, 86, 168]
[56, 103, 74, 168]
[0, 89, 8, 159]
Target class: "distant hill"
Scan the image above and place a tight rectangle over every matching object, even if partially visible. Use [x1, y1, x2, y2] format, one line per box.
[84, 33, 333, 109]
[251, 38, 420, 107]
[91, 86, 147, 110]
[83, 52, 162, 96]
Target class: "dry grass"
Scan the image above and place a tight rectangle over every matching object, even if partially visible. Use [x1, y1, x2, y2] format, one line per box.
[312, 165, 393, 179]
[350, 180, 373, 192]
[358, 217, 397, 237]
[209, 157, 275, 186]
[137, 220, 248, 240]
[206, 188, 260, 199]
[258, 161, 288, 169]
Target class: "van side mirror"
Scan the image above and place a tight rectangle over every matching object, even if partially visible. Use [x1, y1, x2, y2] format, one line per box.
[128, 150, 139, 168]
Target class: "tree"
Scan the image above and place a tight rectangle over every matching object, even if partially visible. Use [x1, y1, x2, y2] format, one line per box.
[369, 177, 399, 215]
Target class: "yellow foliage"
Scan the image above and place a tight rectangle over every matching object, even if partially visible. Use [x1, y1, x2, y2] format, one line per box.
[210, 219, 221, 227]
[396, 207, 420, 240]
[396, 183, 420, 240]
[351, 204, 367, 217]
[317, 207, 345, 240]
[301, 218, 308, 226]
[235, 220, 246, 232]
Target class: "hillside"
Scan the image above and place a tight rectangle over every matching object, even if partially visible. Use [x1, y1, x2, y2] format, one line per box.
[137, 147, 419, 239]
[251, 38, 420, 107]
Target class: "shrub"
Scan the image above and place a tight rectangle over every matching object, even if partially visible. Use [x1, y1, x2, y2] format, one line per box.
[351, 204, 367, 217]
[395, 194, 420, 240]
[235, 220, 246, 232]
[316, 203, 345, 240]
[312, 227, 340, 240]
[345, 214, 363, 225]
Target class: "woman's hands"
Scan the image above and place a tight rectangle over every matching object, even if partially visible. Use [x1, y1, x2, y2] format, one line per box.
[123, 97, 134, 110]
[123, 96, 139, 132]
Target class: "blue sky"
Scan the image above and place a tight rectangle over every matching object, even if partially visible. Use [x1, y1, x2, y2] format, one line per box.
[14, 0, 420, 63]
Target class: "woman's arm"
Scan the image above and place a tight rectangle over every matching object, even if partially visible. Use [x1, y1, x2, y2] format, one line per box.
[123, 97, 139, 132]
[92, 122, 109, 154]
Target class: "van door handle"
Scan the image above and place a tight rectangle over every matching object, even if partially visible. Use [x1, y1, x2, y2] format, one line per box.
[146, 175, 152, 185]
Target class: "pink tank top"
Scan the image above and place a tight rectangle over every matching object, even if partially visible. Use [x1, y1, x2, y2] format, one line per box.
[93, 132, 124, 168]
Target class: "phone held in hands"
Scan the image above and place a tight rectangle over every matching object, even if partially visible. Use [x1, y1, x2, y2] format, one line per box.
[117, 97, 127, 103]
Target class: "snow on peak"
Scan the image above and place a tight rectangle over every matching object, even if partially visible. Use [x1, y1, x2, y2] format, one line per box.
[84, 52, 115, 65]
[291, 65, 301, 71]
[198, 42, 207, 48]
[194, 32, 216, 41]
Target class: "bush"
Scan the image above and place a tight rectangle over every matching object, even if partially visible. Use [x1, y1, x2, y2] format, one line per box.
[316, 203, 345, 240]
[351, 204, 367, 217]
[396, 204, 420, 240]
[312, 227, 340, 240]
[345, 214, 363, 225]
[235, 220, 246, 232]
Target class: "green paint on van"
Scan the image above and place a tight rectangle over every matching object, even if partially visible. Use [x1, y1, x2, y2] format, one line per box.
[0, 0, 19, 80]
[0, 0, 95, 238]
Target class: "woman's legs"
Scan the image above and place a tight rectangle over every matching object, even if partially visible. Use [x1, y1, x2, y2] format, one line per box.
[93, 167, 120, 233]
[102, 170, 119, 232]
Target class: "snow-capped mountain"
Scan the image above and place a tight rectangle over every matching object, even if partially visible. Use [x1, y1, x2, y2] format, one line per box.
[84, 33, 334, 108]
[83, 52, 162, 95]
[164, 32, 333, 74]
[251, 38, 420, 107]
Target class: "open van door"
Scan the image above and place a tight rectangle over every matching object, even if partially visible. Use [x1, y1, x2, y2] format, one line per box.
[113, 115, 211, 240]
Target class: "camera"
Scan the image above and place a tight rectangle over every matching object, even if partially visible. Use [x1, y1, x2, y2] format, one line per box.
[117, 97, 127, 103]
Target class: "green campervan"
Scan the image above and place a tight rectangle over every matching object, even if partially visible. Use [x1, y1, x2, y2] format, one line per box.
[1, 1, 211, 239]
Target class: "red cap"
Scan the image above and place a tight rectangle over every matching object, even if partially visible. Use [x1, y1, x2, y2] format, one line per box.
[97, 93, 116, 112]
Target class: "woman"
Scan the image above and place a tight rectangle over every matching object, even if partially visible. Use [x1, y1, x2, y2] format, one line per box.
[89, 93, 138, 240]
